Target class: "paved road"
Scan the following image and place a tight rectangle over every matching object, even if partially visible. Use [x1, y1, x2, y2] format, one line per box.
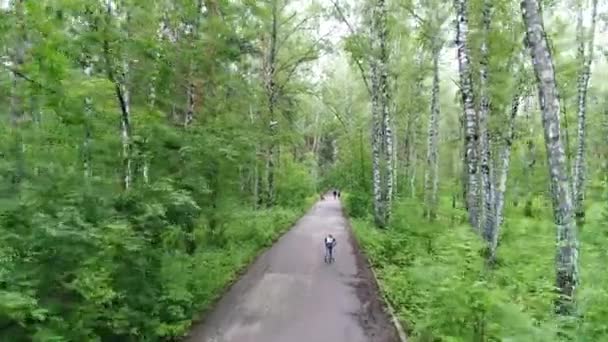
[185, 198, 399, 342]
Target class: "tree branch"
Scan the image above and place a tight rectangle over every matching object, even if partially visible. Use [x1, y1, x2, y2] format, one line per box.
[329, 0, 372, 96]
[277, 14, 318, 50]
[1, 63, 58, 94]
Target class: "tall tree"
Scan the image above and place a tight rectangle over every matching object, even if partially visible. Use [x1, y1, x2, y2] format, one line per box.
[572, 0, 599, 221]
[454, 0, 480, 229]
[521, 0, 579, 315]
[369, 0, 392, 227]
[478, 0, 493, 235]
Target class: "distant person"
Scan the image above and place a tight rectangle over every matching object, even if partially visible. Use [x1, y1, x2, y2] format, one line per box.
[332, 190, 337, 199]
[324, 234, 337, 263]
[337, 191, 341, 198]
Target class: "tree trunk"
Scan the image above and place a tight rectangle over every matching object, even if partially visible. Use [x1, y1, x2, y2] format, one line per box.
[523, 95, 536, 216]
[424, 48, 441, 220]
[83, 53, 94, 180]
[479, 0, 494, 239]
[249, 105, 260, 208]
[370, 0, 391, 227]
[184, 1, 204, 128]
[489, 89, 521, 262]
[104, 1, 132, 190]
[263, 0, 279, 207]
[572, 0, 598, 221]
[118, 61, 133, 190]
[370, 51, 384, 225]
[454, 0, 480, 230]
[379, 0, 393, 220]
[404, 73, 422, 199]
[9, 0, 26, 191]
[521, 0, 579, 315]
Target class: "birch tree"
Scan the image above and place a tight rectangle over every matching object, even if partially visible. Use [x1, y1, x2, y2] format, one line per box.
[102, 1, 133, 190]
[572, 0, 599, 221]
[369, 0, 393, 227]
[478, 0, 493, 235]
[454, 0, 480, 229]
[406, 0, 450, 221]
[259, 0, 325, 206]
[8, 0, 26, 192]
[521, 0, 579, 314]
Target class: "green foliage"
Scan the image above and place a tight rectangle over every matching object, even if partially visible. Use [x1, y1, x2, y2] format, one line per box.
[0, 0, 322, 340]
[351, 197, 608, 341]
[0, 185, 312, 341]
[275, 155, 317, 208]
[344, 192, 372, 219]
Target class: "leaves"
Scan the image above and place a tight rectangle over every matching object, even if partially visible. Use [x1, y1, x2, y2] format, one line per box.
[0, 0, 323, 340]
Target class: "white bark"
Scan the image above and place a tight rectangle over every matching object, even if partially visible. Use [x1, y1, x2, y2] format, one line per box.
[83, 53, 94, 180]
[454, 0, 480, 229]
[104, 1, 132, 190]
[424, 48, 441, 220]
[10, 0, 26, 190]
[118, 60, 132, 190]
[370, 39, 383, 225]
[249, 105, 259, 208]
[184, 1, 204, 128]
[489, 90, 521, 262]
[185, 74, 195, 127]
[262, 0, 279, 207]
[572, 0, 598, 219]
[370, 0, 391, 227]
[479, 0, 494, 239]
[521, 0, 579, 315]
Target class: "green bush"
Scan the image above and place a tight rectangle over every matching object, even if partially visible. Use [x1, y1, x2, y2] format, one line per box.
[275, 156, 316, 209]
[344, 191, 372, 218]
[350, 197, 608, 342]
[0, 182, 313, 341]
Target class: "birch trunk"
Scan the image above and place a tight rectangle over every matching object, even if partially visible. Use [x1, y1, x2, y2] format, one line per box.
[263, 0, 279, 207]
[369, 0, 382, 226]
[572, 0, 598, 221]
[104, 1, 132, 190]
[184, 1, 204, 128]
[249, 105, 260, 208]
[404, 66, 423, 199]
[488, 90, 521, 262]
[454, 0, 480, 229]
[522, 95, 536, 215]
[479, 0, 494, 238]
[521, 0, 579, 315]
[149, 12, 165, 109]
[10, 0, 26, 191]
[370, 46, 384, 226]
[118, 60, 133, 190]
[83, 53, 94, 180]
[378, 0, 393, 220]
[370, 0, 391, 227]
[184, 45, 196, 128]
[424, 48, 440, 220]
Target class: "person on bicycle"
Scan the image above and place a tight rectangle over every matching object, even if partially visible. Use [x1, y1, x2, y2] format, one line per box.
[324, 234, 337, 262]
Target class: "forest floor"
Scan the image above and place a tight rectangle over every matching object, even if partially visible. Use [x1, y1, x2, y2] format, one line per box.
[184, 197, 399, 342]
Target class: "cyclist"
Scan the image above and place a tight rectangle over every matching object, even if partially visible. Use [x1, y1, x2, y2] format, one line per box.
[324, 234, 337, 263]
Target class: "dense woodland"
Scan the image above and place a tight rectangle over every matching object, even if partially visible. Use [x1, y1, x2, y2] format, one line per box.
[0, 0, 607, 341]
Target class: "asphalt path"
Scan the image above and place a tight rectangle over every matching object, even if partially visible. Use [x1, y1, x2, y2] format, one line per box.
[185, 197, 399, 342]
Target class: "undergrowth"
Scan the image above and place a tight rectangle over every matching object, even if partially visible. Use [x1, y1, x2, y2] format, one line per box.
[0, 184, 316, 342]
[348, 195, 608, 342]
